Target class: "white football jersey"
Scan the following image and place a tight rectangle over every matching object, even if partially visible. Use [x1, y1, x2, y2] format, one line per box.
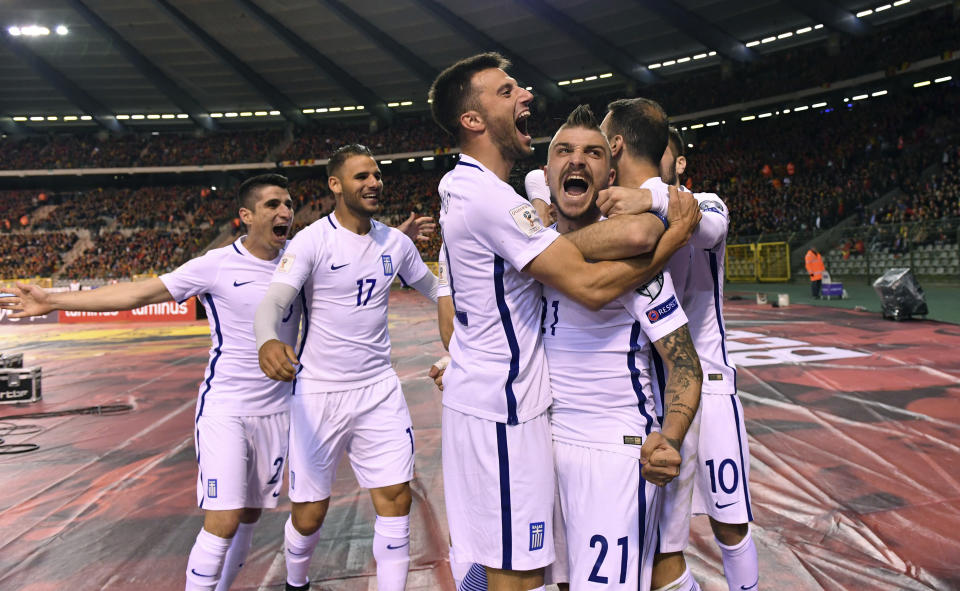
[653, 193, 736, 398]
[160, 237, 302, 417]
[524, 168, 551, 205]
[270, 213, 430, 391]
[438, 155, 561, 424]
[543, 265, 687, 458]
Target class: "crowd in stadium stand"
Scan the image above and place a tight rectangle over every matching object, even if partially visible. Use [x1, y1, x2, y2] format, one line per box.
[0, 232, 77, 278]
[281, 117, 447, 162]
[60, 228, 215, 280]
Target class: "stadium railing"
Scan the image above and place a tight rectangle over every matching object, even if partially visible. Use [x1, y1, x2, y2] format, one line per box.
[726, 242, 791, 282]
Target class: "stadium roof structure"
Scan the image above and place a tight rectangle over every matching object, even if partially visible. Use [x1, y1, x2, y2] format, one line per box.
[0, 0, 945, 132]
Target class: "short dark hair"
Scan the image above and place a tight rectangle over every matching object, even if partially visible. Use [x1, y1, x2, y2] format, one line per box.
[668, 126, 684, 158]
[605, 97, 669, 164]
[327, 143, 374, 178]
[237, 173, 288, 210]
[429, 52, 511, 140]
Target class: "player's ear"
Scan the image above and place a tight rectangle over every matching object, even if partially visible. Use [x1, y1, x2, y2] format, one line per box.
[676, 155, 687, 176]
[238, 206, 254, 226]
[607, 167, 616, 187]
[327, 174, 341, 195]
[460, 110, 484, 134]
[608, 135, 624, 159]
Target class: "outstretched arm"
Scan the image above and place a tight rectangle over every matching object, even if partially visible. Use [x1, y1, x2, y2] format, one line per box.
[0, 279, 172, 318]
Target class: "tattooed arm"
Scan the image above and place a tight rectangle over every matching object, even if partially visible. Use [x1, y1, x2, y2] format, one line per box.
[640, 324, 703, 486]
[653, 324, 703, 451]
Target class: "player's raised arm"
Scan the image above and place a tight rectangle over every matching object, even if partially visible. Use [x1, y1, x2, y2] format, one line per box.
[0, 278, 173, 318]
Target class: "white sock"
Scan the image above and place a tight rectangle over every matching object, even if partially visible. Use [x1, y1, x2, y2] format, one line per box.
[717, 530, 759, 591]
[652, 566, 701, 591]
[457, 563, 487, 591]
[449, 545, 472, 588]
[372, 514, 411, 591]
[285, 516, 320, 587]
[215, 522, 255, 591]
[185, 528, 232, 591]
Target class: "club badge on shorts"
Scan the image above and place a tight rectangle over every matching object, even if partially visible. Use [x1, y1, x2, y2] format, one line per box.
[207, 478, 218, 498]
[529, 521, 545, 551]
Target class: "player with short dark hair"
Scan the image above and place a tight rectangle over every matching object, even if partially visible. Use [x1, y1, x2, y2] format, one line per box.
[428, 53, 700, 591]
[255, 144, 440, 591]
[2, 174, 301, 591]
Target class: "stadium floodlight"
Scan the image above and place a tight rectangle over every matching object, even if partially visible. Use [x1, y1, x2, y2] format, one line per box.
[584, 75, 598, 81]
[12, 116, 27, 121]
[56, 25, 68, 35]
[29, 116, 44, 121]
[646, 64, 661, 70]
[783, 109, 791, 113]
[571, 78, 584, 83]
[317, 107, 328, 113]
[239, 112, 252, 117]
[856, 10, 873, 17]
[687, 143, 693, 148]
[380, 160, 392, 164]
[525, 86, 533, 90]
[46, 115, 57, 121]
[708, 51, 717, 56]
[131, 114, 145, 119]
[693, 53, 707, 59]
[210, 113, 224, 118]
[116, 114, 131, 120]
[343, 106, 356, 111]
[387, 102, 400, 107]
[796, 27, 812, 34]
[176, 113, 188, 119]
[423, 156, 434, 161]
[8, 26, 21, 36]
[707, 121, 720, 127]
[254, 111, 268, 116]
[210, 186, 217, 191]
[852, 94, 868, 101]
[875, 4, 892, 12]
[64, 115, 77, 121]
[934, 76, 952, 83]
[660, 61, 675, 67]
[741, 115, 756, 121]
[690, 123, 704, 129]
[814, 24, 824, 29]
[893, 0, 909, 5]
[681, 126, 687, 131]
[778, 32, 793, 39]
[161, 114, 174, 119]
[871, 90, 887, 97]
[80, 115, 92, 120]
[400, 101, 413, 106]
[302, 108, 315, 114]
[357, 105, 365, 110]
[19, 25, 50, 36]
[794, 105, 809, 111]
[812, 102, 827, 108]
[599, 73, 613, 78]
[676, 57, 690, 64]
[224, 112, 238, 117]
[147, 114, 160, 119]
[269, 110, 280, 115]
[758, 113, 772, 118]
[761, 36, 776, 44]
[745, 41, 760, 47]
[329, 107, 342, 112]
[558, 80, 571, 85]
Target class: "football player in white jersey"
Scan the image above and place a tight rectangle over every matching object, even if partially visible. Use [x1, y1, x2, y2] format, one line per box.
[661, 127, 688, 192]
[542, 104, 703, 590]
[599, 100, 757, 591]
[427, 52, 701, 591]
[523, 167, 555, 226]
[0, 174, 302, 591]
[254, 144, 440, 591]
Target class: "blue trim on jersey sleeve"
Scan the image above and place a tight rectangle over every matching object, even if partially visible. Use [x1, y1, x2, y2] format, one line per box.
[651, 212, 669, 229]
[493, 255, 520, 426]
[197, 293, 223, 421]
[292, 290, 309, 396]
[397, 272, 408, 287]
[441, 238, 468, 326]
[702, 208, 725, 216]
[457, 160, 483, 171]
[232, 242, 243, 256]
[496, 422, 513, 571]
[709, 252, 737, 390]
[628, 322, 655, 436]
[650, 346, 666, 425]
[730, 395, 754, 522]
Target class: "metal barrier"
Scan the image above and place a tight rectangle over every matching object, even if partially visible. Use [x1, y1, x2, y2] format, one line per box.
[0, 277, 53, 290]
[726, 242, 791, 282]
[726, 244, 757, 282]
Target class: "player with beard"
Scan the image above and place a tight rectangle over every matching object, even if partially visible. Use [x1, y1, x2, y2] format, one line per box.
[599, 99, 757, 591]
[2, 175, 301, 591]
[542, 104, 702, 590]
[428, 53, 700, 591]
[255, 145, 440, 591]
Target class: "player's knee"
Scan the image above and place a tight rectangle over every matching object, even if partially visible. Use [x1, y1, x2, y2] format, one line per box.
[710, 518, 748, 545]
[371, 482, 412, 516]
[651, 551, 686, 587]
[239, 507, 262, 524]
[203, 508, 244, 538]
[291, 499, 329, 534]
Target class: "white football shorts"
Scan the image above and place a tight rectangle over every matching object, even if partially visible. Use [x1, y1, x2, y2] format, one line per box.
[195, 411, 290, 510]
[659, 394, 753, 553]
[555, 440, 661, 590]
[288, 374, 415, 502]
[442, 407, 556, 572]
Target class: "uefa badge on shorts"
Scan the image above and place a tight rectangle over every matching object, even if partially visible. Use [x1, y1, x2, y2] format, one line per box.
[207, 478, 218, 498]
[381, 254, 394, 276]
[529, 521, 545, 551]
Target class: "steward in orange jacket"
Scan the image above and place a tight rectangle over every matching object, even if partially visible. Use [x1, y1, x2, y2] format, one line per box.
[805, 248, 825, 298]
